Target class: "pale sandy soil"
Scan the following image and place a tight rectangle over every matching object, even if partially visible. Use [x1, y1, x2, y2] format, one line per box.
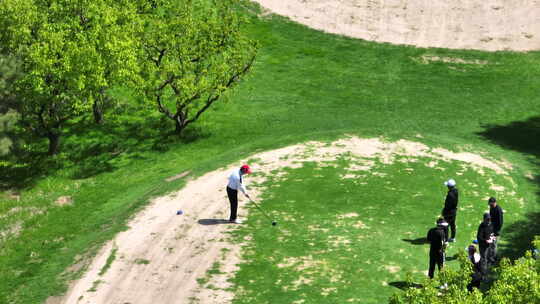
[49, 137, 511, 304]
[253, 0, 540, 51]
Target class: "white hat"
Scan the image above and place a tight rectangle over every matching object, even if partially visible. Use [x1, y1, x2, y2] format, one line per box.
[444, 179, 456, 187]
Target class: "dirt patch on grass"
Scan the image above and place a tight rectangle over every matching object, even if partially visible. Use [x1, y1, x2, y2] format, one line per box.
[415, 55, 490, 65]
[384, 265, 401, 274]
[337, 212, 359, 219]
[53, 136, 512, 303]
[252, 0, 540, 51]
[55, 196, 73, 207]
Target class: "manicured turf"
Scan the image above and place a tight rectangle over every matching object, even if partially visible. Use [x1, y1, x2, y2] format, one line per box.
[1, 4, 539, 303]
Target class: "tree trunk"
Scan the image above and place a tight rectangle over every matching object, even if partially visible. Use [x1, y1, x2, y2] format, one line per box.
[174, 113, 187, 134]
[47, 132, 60, 155]
[175, 118, 184, 133]
[93, 99, 104, 124]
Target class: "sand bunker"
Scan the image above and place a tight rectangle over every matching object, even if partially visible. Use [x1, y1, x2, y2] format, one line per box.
[50, 136, 510, 304]
[252, 0, 540, 51]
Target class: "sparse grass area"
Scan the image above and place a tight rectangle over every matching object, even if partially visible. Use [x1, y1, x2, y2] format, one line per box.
[230, 155, 533, 303]
[0, 3, 539, 303]
[87, 280, 104, 293]
[197, 261, 225, 289]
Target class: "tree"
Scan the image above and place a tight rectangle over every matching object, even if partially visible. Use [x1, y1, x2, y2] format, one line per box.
[0, 0, 142, 155]
[0, 54, 21, 156]
[138, 0, 257, 133]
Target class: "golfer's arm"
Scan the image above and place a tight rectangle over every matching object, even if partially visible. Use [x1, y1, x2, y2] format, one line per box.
[240, 184, 248, 196]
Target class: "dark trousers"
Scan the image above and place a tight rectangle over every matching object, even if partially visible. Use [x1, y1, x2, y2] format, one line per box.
[467, 272, 482, 291]
[443, 213, 456, 239]
[226, 187, 238, 221]
[428, 251, 444, 279]
[489, 238, 498, 264]
[479, 244, 491, 275]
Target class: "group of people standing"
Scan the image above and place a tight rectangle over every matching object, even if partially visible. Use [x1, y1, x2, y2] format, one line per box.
[427, 179, 504, 290]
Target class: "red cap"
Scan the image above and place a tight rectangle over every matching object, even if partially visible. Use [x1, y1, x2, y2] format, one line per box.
[241, 164, 252, 174]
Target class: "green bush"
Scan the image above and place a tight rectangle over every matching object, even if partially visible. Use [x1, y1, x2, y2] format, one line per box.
[390, 238, 540, 304]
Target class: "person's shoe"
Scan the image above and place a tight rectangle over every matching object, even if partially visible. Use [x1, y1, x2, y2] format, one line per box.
[230, 219, 243, 224]
[448, 238, 456, 243]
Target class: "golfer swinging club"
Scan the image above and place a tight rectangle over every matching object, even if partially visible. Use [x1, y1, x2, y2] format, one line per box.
[226, 164, 252, 224]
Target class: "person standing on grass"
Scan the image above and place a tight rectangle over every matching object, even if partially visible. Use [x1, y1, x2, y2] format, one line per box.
[442, 179, 459, 242]
[427, 217, 448, 279]
[226, 164, 252, 224]
[477, 212, 495, 275]
[488, 197, 503, 263]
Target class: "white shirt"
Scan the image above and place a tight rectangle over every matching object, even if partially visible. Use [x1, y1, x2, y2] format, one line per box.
[227, 169, 247, 194]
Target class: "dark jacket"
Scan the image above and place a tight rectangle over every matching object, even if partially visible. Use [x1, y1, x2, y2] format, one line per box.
[490, 205, 504, 235]
[443, 188, 459, 215]
[427, 227, 446, 253]
[477, 221, 493, 246]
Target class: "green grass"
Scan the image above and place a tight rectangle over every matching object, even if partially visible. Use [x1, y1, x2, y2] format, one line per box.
[98, 246, 118, 276]
[0, 4, 539, 304]
[134, 258, 151, 265]
[230, 153, 533, 303]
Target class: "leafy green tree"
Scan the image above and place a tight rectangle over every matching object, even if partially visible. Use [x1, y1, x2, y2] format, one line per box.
[0, 54, 21, 156]
[0, 0, 142, 154]
[138, 0, 257, 133]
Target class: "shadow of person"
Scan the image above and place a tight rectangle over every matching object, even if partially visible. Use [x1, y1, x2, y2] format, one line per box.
[445, 253, 459, 261]
[402, 237, 428, 245]
[388, 281, 423, 290]
[198, 219, 231, 225]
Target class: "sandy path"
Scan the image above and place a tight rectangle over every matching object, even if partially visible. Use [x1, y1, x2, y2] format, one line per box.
[50, 137, 511, 304]
[253, 0, 540, 51]
[52, 167, 243, 304]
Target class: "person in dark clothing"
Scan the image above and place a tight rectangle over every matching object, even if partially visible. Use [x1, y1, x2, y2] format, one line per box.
[467, 245, 482, 291]
[489, 197, 503, 236]
[488, 197, 503, 264]
[427, 217, 448, 279]
[442, 179, 459, 242]
[477, 213, 494, 275]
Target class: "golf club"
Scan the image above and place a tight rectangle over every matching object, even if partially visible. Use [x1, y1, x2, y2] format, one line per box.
[249, 198, 277, 226]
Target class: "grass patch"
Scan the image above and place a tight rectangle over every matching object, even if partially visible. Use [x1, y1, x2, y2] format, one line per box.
[230, 154, 532, 303]
[134, 258, 150, 265]
[87, 280, 103, 293]
[197, 261, 224, 288]
[98, 246, 118, 276]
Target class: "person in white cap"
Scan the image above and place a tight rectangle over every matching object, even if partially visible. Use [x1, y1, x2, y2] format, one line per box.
[442, 179, 459, 242]
[226, 164, 252, 224]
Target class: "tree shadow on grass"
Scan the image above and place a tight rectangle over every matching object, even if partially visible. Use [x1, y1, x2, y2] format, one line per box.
[478, 116, 540, 158]
[497, 211, 540, 260]
[478, 116, 540, 259]
[0, 152, 50, 190]
[388, 281, 423, 290]
[446, 253, 459, 261]
[0, 113, 212, 188]
[64, 117, 212, 179]
[402, 237, 428, 245]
